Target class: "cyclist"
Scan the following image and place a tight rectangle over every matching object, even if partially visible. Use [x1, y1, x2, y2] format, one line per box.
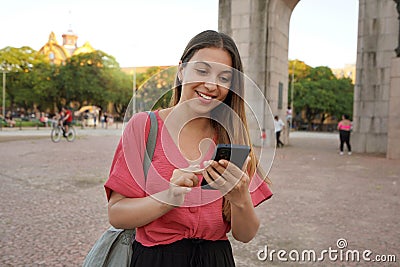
[61, 107, 73, 137]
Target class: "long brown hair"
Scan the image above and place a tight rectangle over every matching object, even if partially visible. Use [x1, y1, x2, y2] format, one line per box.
[170, 30, 264, 221]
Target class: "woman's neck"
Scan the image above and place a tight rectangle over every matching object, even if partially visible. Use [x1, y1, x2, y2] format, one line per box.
[159, 107, 215, 162]
[161, 107, 213, 136]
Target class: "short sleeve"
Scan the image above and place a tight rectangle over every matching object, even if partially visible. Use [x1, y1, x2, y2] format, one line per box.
[249, 172, 273, 207]
[104, 112, 152, 201]
[104, 139, 146, 200]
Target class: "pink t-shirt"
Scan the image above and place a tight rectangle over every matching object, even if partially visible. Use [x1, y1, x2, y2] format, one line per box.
[338, 122, 352, 131]
[105, 111, 273, 247]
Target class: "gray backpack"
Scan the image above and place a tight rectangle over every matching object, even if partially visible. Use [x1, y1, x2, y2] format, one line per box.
[83, 111, 158, 267]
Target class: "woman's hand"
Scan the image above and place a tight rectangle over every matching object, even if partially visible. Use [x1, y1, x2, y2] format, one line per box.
[203, 157, 261, 243]
[167, 169, 199, 207]
[202, 157, 251, 207]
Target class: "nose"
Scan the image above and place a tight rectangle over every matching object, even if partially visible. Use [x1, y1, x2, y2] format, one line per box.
[204, 81, 218, 91]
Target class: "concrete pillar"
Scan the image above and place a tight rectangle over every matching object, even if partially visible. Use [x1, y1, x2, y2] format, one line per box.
[387, 58, 400, 159]
[353, 0, 398, 154]
[219, 0, 299, 146]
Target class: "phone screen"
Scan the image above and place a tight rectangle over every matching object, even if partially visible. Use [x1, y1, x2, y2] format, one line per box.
[201, 144, 250, 189]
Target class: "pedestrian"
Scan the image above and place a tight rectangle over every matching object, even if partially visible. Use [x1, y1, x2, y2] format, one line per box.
[261, 128, 266, 147]
[5, 111, 16, 127]
[104, 30, 272, 267]
[274, 115, 285, 147]
[93, 112, 97, 129]
[286, 106, 292, 128]
[104, 112, 108, 129]
[100, 114, 105, 128]
[337, 114, 352, 155]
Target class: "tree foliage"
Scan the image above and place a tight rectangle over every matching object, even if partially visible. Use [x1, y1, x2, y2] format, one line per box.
[289, 60, 354, 130]
[0, 46, 134, 118]
[135, 66, 176, 111]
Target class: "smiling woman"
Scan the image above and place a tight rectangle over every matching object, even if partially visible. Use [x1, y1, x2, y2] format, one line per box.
[103, 30, 273, 267]
[178, 57, 232, 111]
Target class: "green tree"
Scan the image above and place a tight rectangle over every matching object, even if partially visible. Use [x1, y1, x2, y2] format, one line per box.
[288, 60, 311, 105]
[0, 46, 46, 111]
[106, 68, 132, 119]
[289, 61, 354, 130]
[1, 46, 173, 119]
[135, 66, 176, 111]
[58, 50, 131, 116]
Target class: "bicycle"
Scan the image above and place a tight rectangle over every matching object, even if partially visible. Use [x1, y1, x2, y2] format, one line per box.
[51, 121, 76, 143]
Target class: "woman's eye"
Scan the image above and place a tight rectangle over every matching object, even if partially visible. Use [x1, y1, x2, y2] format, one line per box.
[195, 69, 209, 75]
[219, 76, 232, 84]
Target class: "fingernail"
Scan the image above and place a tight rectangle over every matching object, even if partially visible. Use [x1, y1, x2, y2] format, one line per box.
[219, 159, 228, 166]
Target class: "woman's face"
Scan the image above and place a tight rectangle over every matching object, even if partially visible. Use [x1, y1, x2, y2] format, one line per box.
[178, 47, 233, 113]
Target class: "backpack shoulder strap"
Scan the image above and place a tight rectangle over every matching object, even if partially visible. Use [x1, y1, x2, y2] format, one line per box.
[143, 111, 158, 179]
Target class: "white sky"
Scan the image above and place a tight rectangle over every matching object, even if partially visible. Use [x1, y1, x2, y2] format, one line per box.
[1, 0, 358, 69]
[289, 0, 359, 69]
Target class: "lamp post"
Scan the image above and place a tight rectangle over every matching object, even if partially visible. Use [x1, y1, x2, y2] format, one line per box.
[2, 71, 6, 118]
[290, 61, 295, 130]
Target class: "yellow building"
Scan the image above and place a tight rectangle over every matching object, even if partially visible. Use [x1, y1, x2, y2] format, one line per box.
[38, 29, 95, 64]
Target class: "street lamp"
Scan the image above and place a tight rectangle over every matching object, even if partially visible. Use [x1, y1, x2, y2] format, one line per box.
[1, 62, 11, 119]
[2, 71, 5, 118]
[290, 61, 295, 130]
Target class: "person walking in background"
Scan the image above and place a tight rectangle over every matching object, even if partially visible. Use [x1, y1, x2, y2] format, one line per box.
[104, 112, 108, 129]
[286, 106, 292, 128]
[93, 112, 97, 129]
[274, 115, 285, 148]
[337, 114, 352, 155]
[260, 128, 266, 147]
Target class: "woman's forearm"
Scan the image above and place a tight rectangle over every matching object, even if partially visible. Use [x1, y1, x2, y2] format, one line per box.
[108, 190, 174, 229]
[230, 193, 260, 243]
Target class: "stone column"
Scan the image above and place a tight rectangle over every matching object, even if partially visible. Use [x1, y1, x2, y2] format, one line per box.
[218, 0, 299, 147]
[395, 0, 400, 56]
[387, 1, 400, 159]
[353, 0, 398, 153]
[387, 58, 400, 159]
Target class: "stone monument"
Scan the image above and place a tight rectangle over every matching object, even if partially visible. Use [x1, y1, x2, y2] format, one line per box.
[219, 0, 400, 159]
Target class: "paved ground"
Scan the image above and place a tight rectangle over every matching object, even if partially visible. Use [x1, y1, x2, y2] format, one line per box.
[0, 128, 398, 266]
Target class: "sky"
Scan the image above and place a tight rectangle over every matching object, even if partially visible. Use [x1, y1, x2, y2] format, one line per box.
[1, 0, 358, 69]
[289, 0, 359, 69]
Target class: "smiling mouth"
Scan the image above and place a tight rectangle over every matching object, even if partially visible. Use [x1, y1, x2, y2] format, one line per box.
[196, 91, 214, 100]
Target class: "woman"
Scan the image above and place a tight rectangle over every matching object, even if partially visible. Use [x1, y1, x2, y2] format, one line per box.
[105, 30, 272, 266]
[337, 114, 352, 155]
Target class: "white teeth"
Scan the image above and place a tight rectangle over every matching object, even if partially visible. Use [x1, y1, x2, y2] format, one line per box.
[198, 92, 212, 100]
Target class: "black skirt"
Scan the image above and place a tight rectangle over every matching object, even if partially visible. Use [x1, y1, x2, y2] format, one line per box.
[130, 238, 235, 267]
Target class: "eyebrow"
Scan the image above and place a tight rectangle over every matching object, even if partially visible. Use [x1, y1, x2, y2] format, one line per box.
[193, 61, 232, 74]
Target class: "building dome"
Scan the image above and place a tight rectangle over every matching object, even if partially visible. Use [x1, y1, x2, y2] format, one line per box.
[38, 32, 70, 64]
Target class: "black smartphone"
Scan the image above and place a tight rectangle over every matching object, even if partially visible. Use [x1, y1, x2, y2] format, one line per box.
[201, 144, 251, 189]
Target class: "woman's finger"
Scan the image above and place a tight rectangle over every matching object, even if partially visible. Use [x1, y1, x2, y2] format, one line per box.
[170, 172, 199, 187]
[205, 163, 223, 180]
[216, 159, 247, 180]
